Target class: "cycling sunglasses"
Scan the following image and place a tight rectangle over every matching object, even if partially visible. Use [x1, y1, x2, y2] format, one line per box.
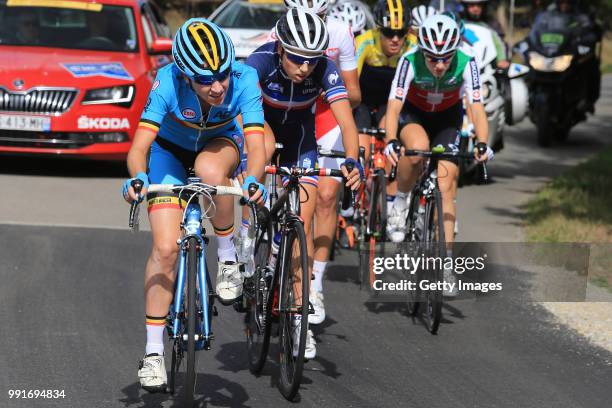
[192, 69, 231, 85]
[424, 51, 456, 64]
[284, 50, 321, 66]
[380, 27, 408, 39]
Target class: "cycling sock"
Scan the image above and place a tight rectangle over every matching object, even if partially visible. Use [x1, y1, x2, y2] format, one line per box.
[312, 260, 327, 293]
[145, 315, 166, 356]
[394, 191, 410, 211]
[386, 194, 395, 216]
[240, 218, 250, 237]
[215, 224, 236, 263]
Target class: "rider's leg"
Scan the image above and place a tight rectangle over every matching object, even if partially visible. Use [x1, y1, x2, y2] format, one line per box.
[140, 140, 190, 390]
[437, 160, 459, 247]
[194, 138, 242, 303]
[386, 124, 429, 242]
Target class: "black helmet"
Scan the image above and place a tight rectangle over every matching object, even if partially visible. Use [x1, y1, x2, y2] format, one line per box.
[374, 0, 409, 30]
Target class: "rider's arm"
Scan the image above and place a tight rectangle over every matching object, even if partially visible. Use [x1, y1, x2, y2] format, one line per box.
[239, 67, 266, 183]
[330, 99, 359, 160]
[337, 24, 361, 108]
[463, 58, 489, 147]
[384, 56, 413, 142]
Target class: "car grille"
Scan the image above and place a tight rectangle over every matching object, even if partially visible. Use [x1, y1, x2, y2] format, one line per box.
[0, 88, 78, 115]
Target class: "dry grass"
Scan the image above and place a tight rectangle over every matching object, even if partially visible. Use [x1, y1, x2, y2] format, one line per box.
[525, 146, 612, 290]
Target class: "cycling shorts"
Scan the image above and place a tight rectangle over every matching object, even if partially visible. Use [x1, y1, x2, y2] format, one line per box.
[398, 102, 462, 163]
[353, 103, 388, 130]
[147, 134, 242, 211]
[269, 119, 318, 187]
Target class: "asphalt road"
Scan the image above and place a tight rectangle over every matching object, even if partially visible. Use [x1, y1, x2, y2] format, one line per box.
[1, 78, 612, 407]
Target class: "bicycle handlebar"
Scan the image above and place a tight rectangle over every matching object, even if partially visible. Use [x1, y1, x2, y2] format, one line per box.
[400, 149, 489, 185]
[265, 165, 344, 178]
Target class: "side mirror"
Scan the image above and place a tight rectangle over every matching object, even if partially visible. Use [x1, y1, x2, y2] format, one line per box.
[149, 38, 172, 55]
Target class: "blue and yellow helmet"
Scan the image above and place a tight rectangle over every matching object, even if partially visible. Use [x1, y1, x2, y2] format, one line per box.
[172, 18, 235, 78]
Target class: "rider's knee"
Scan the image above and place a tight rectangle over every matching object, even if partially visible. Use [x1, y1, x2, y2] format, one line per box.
[151, 242, 179, 269]
[197, 165, 226, 186]
[316, 183, 338, 210]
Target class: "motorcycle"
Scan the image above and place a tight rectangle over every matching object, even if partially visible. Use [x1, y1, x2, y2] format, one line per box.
[515, 10, 601, 147]
[458, 23, 529, 184]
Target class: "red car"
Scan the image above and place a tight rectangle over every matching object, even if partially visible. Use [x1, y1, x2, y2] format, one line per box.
[0, 0, 173, 160]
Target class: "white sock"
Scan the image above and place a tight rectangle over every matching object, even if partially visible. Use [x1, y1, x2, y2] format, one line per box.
[240, 219, 249, 236]
[312, 260, 327, 293]
[216, 231, 236, 263]
[340, 206, 354, 218]
[394, 191, 410, 211]
[145, 324, 165, 356]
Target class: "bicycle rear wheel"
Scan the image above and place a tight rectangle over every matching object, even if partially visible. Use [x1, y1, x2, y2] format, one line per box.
[246, 214, 274, 374]
[278, 220, 309, 401]
[185, 237, 198, 407]
[422, 189, 446, 334]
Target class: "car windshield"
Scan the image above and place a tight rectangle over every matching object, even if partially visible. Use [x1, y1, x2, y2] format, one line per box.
[0, 2, 138, 52]
[212, 1, 284, 30]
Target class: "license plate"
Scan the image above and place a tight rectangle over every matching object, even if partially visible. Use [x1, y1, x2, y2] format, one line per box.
[0, 114, 51, 132]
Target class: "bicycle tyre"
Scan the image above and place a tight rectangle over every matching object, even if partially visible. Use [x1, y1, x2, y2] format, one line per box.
[246, 216, 274, 374]
[422, 189, 446, 335]
[368, 169, 387, 241]
[185, 237, 198, 407]
[406, 190, 421, 316]
[278, 220, 309, 401]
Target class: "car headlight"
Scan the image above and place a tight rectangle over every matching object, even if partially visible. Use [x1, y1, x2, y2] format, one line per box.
[82, 85, 135, 107]
[528, 52, 573, 72]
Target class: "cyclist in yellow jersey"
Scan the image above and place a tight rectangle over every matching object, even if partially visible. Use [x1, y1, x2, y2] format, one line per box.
[339, 0, 414, 247]
[354, 0, 415, 147]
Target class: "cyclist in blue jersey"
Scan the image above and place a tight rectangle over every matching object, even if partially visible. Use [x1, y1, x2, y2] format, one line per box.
[121, 18, 267, 393]
[246, 9, 362, 360]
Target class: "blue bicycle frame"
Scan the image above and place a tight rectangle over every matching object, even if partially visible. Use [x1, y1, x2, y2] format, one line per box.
[169, 197, 214, 350]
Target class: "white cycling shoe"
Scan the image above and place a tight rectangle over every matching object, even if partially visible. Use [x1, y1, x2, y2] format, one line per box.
[291, 317, 317, 360]
[309, 289, 325, 325]
[216, 261, 244, 305]
[386, 204, 409, 243]
[138, 353, 167, 393]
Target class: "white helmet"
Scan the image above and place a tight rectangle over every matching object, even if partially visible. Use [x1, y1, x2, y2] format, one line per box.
[329, 2, 367, 34]
[275, 9, 329, 57]
[411, 5, 437, 29]
[284, 0, 329, 15]
[418, 14, 461, 55]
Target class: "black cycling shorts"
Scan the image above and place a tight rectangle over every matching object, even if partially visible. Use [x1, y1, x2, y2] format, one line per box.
[398, 103, 462, 159]
[353, 103, 388, 130]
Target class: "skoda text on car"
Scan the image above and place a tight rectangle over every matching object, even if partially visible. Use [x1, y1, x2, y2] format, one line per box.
[208, 0, 285, 60]
[0, 0, 172, 160]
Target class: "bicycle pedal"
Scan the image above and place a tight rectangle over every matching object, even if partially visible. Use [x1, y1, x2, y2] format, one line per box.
[212, 305, 218, 316]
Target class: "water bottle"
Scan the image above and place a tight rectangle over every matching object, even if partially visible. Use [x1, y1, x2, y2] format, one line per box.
[268, 232, 281, 276]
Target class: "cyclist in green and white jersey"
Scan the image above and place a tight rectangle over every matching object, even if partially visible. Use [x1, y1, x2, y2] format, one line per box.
[384, 14, 493, 296]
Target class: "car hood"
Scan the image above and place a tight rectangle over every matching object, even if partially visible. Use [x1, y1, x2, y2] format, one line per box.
[0, 46, 145, 91]
[224, 29, 273, 59]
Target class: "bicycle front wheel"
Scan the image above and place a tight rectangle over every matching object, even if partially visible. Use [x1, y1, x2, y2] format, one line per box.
[367, 170, 387, 287]
[185, 237, 198, 407]
[246, 215, 274, 374]
[422, 189, 446, 334]
[278, 220, 309, 401]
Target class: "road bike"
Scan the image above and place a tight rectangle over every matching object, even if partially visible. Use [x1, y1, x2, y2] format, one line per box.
[244, 161, 345, 401]
[400, 146, 488, 334]
[128, 178, 245, 407]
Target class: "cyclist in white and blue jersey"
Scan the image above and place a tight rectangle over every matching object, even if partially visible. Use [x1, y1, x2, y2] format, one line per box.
[121, 18, 267, 393]
[246, 9, 363, 359]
